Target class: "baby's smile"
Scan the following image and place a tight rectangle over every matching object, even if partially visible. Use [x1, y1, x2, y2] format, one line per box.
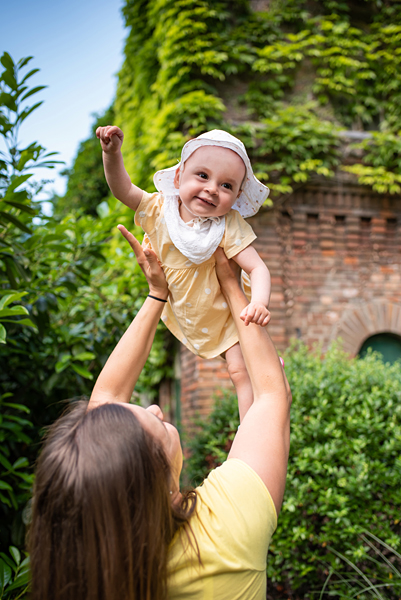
[196, 196, 216, 207]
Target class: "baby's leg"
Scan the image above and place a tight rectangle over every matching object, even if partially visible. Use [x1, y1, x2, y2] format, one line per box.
[225, 342, 253, 423]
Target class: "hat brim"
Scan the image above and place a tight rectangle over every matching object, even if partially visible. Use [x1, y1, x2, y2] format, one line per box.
[153, 138, 269, 218]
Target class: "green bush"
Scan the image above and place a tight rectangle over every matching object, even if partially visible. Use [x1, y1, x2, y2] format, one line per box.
[185, 343, 401, 598]
[0, 394, 34, 550]
[0, 51, 174, 552]
[0, 546, 30, 599]
[320, 531, 401, 600]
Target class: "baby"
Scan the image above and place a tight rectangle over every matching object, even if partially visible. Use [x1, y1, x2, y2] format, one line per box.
[96, 127, 271, 420]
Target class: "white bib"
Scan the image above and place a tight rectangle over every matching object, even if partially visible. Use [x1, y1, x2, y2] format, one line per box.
[164, 194, 225, 265]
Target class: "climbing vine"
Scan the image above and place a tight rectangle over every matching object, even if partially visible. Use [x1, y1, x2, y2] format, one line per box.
[114, 0, 401, 198]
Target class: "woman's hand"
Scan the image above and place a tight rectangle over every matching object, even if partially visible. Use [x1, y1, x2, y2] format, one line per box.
[89, 227, 168, 409]
[117, 225, 168, 300]
[214, 247, 241, 293]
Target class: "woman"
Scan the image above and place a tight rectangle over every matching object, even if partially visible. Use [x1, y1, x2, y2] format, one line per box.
[29, 225, 291, 600]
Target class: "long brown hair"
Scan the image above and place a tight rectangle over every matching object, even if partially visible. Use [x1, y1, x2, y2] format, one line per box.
[29, 401, 196, 600]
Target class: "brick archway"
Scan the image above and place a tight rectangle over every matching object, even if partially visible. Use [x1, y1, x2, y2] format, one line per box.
[330, 301, 401, 356]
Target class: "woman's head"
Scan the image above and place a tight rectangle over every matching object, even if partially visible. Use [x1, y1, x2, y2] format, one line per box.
[125, 402, 183, 493]
[29, 401, 191, 600]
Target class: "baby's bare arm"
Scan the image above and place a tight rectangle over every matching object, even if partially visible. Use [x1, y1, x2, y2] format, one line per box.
[96, 126, 143, 211]
[232, 245, 271, 326]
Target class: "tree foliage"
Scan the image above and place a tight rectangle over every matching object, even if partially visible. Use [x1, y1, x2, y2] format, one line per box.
[113, 0, 401, 197]
[0, 53, 173, 553]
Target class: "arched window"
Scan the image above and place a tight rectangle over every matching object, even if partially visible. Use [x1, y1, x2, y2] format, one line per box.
[358, 333, 401, 364]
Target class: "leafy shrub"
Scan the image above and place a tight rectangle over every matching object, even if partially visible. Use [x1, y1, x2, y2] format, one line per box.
[320, 531, 401, 600]
[0, 394, 34, 550]
[185, 389, 239, 486]
[185, 343, 401, 598]
[0, 546, 30, 599]
[0, 51, 174, 552]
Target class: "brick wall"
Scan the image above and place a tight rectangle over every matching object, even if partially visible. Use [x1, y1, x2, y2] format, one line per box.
[176, 180, 401, 430]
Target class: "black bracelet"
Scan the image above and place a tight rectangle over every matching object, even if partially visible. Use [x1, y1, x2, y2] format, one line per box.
[148, 294, 168, 303]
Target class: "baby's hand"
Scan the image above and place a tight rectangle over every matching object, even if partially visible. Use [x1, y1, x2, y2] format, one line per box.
[240, 302, 271, 327]
[96, 125, 124, 153]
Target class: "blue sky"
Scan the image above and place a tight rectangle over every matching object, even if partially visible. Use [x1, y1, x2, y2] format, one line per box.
[2, 0, 125, 200]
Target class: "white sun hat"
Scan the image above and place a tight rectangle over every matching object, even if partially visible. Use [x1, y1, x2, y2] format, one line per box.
[153, 129, 270, 218]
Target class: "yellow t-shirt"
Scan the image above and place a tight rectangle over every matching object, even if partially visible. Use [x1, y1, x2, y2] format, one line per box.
[167, 459, 277, 600]
[134, 192, 256, 359]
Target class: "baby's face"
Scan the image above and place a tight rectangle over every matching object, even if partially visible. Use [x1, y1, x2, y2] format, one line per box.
[173, 146, 246, 222]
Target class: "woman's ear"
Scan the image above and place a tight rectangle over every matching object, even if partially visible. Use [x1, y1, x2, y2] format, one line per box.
[173, 167, 181, 189]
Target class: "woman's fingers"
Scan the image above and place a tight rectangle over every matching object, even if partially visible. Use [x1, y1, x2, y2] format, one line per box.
[214, 247, 240, 284]
[117, 224, 143, 258]
[117, 225, 168, 298]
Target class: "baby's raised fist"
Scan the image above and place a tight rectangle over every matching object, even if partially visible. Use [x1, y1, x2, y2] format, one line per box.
[96, 125, 124, 153]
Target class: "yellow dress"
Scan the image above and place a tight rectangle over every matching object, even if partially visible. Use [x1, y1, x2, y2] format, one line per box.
[167, 459, 277, 599]
[135, 192, 256, 359]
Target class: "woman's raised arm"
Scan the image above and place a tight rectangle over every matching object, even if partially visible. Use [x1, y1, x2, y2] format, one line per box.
[88, 225, 168, 409]
[215, 248, 292, 515]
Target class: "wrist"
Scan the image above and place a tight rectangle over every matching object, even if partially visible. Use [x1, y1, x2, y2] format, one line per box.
[148, 287, 168, 301]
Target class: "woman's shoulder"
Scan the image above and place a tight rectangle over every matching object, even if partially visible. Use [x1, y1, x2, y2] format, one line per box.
[199, 458, 277, 523]
[193, 458, 277, 551]
[168, 459, 277, 582]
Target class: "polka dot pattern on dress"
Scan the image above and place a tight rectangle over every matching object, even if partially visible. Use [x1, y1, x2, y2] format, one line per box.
[205, 288, 211, 295]
[202, 328, 208, 333]
[139, 211, 146, 218]
[235, 239, 242, 246]
[222, 302, 228, 308]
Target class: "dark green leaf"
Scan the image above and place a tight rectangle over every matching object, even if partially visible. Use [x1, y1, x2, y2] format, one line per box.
[3, 402, 30, 413]
[2, 69, 18, 91]
[0, 292, 27, 309]
[20, 85, 47, 102]
[0, 211, 32, 233]
[20, 67, 40, 85]
[71, 363, 94, 379]
[12, 457, 29, 470]
[1, 52, 14, 71]
[0, 553, 16, 571]
[16, 101, 44, 125]
[0, 91, 17, 112]
[0, 306, 29, 318]
[9, 547, 20, 567]
[5, 567, 30, 592]
[4, 201, 37, 215]
[0, 557, 12, 589]
[0, 453, 13, 470]
[6, 174, 32, 193]
[17, 56, 33, 69]
[0, 481, 13, 491]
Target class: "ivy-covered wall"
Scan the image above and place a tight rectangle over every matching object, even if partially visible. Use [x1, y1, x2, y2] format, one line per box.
[114, 0, 401, 198]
